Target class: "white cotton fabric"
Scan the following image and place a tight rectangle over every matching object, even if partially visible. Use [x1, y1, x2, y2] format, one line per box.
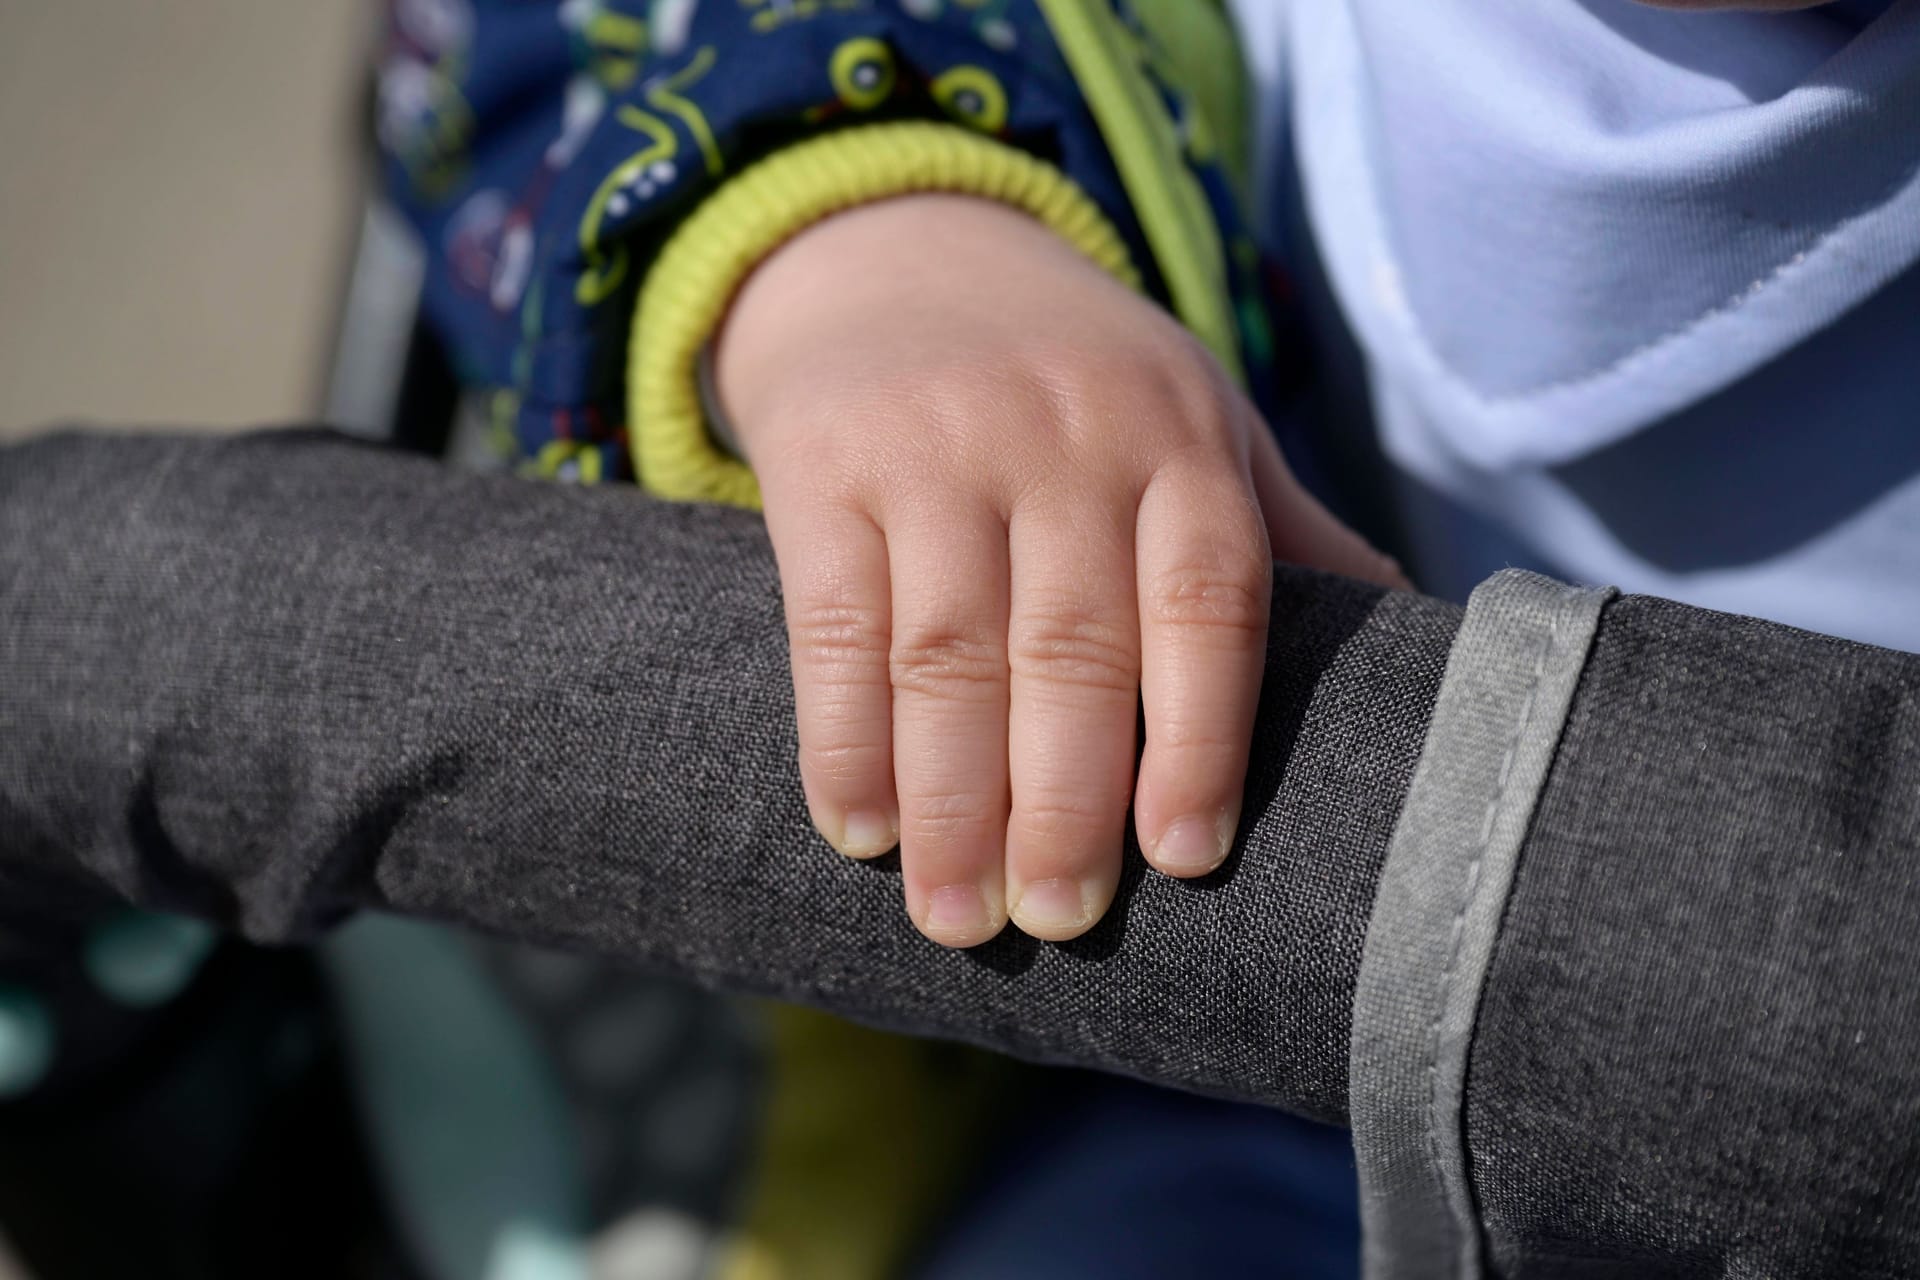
[1241, 0, 1920, 649]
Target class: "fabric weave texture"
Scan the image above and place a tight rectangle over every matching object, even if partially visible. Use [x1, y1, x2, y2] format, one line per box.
[0, 428, 1453, 1124]
[9, 429, 1920, 1275]
[1469, 594, 1920, 1278]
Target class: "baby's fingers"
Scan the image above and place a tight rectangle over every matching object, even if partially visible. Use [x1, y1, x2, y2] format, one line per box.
[771, 503, 899, 859]
[1133, 463, 1272, 878]
[888, 509, 1012, 948]
[1004, 505, 1139, 941]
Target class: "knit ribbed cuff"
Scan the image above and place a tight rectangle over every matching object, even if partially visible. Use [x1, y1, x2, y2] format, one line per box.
[626, 120, 1141, 509]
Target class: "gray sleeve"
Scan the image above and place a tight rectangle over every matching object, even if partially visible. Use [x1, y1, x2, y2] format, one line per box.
[0, 427, 1453, 1124]
[1353, 577, 1920, 1279]
[1466, 593, 1920, 1279]
[1351, 570, 1614, 1278]
[6, 429, 1920, 1276]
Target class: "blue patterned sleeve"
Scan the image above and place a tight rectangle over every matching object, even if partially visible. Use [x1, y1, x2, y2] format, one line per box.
[377, 0, 1264, 486]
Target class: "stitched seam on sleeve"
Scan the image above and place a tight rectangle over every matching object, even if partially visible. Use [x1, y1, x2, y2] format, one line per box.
[1350, 571, 1614, 1280]
[1419, 584, 1574, 1260]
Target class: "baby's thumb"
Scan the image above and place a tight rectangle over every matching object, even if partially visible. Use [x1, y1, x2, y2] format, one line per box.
[1249, 426, 1410, 591]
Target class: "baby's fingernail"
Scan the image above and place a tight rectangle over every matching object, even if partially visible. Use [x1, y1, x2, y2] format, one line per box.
[923, 884, 994, 943]
[839, 809, 898, 858]
[1153, 811, 1233, 875]
[1011, 878, 1093, 936]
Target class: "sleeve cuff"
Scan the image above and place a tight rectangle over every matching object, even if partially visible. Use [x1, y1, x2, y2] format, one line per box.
[626, 119, 1141, 509]
[1348, 569, 1615, 1279]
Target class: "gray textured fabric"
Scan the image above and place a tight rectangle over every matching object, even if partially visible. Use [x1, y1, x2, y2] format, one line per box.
[1352, 570, 1613, 1280]
[0, 427, 1454, 1122]
[1467, 594, 1920, 1279]
[10, 429, 1920, 1272]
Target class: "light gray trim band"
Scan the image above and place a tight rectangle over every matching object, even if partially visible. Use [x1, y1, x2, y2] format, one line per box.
[1350, 570, 1615, 1280]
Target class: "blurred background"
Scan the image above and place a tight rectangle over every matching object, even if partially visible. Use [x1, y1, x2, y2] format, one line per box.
[0, 1, 363, 440]
[0, 5, 358, 1274]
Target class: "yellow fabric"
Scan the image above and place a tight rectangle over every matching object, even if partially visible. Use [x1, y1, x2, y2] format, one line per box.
[1126, 0, 1252, 197]
[628, 120, 1140, 507]
[714, 1005, 1011, 1280]
[1030, 0, 1246, 386]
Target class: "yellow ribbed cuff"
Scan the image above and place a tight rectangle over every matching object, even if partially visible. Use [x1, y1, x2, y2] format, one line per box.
[627, 120, 1141, 509]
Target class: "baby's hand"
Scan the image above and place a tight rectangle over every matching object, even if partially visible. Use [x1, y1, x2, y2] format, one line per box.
[716, 194, 1401, 947]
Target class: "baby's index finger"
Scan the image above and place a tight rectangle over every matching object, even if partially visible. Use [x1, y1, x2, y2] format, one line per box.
[1130, 463, 1272, 879]
[764, 499, 900, 860]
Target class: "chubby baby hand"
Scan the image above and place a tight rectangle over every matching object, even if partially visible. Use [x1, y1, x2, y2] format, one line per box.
[715, 193, 1402, 947]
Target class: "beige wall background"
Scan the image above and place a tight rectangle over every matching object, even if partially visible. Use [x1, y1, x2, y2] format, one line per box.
[0, 5, 366, 1274]
[0, 1, 366, 439]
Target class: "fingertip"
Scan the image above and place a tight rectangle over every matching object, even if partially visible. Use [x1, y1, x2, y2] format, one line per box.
[915, 882, 1007, 949]
[1142, 808, 1236, 878]
[1009, 876, 1113, 942]
[807, 798, 896, 859]
[837, 807, 900, 859]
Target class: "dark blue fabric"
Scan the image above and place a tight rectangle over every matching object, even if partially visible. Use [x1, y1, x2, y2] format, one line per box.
[378, 0, 1281, 483]
[917, 1072, 1360, 1280]
[1833, 0, 1897, 27]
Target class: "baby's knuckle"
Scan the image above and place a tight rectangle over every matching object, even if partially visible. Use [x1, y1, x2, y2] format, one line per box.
[1021, 348, 1114, 412]
[1152, 720, 1247, 756]
[1145, 563, 1269, 636]
[1141, 341, 1230, 416]
[799, 736, 889, 787]
[803, 684, 890, 730]
[1014, 793, 1116, 843]
[902, 787, 1000, 844]
[1055, 339, 1234, 446]
[1009, 611, 1138, 693]
[890, 630, 1007, 698]
[790, 601, 890, 668]
[860, 355, 1023, 445]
